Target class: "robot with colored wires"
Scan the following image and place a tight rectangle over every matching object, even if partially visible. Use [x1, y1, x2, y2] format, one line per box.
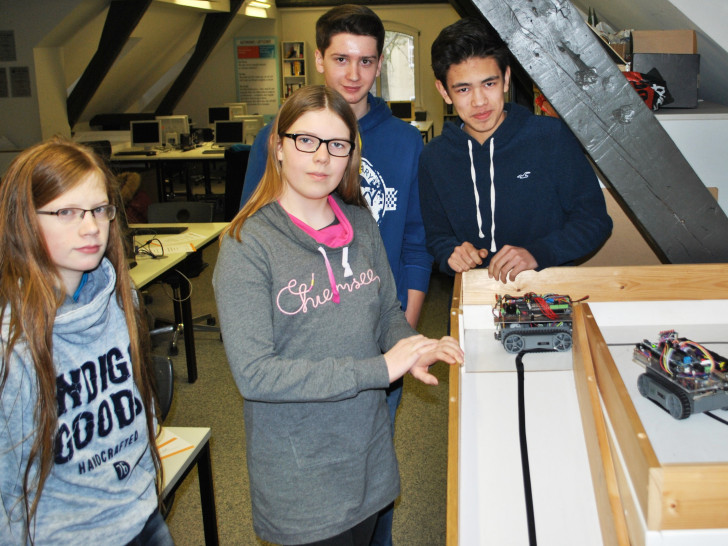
[634, 330, 728, 420]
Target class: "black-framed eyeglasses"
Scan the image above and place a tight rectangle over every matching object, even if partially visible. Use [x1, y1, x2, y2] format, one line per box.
[283, 133, 353, 157]
[36, 205, 117, 225]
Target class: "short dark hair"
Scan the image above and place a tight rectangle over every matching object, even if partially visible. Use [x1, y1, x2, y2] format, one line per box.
[316, 4, 385, 57]
[431, 18, 510, 87]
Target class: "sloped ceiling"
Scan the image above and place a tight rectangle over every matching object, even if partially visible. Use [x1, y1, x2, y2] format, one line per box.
[65, 2, 206, 126]
[51, 0, 728, 129]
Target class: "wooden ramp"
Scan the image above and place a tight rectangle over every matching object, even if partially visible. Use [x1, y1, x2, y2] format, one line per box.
[468, 0, 728, 263]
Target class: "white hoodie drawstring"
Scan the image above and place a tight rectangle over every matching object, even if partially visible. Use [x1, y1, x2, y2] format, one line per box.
[341, 246, 353, 277]
[468, 140, 485, 240]
[467, 138, 497, 253]
[488, 138, 497, 252]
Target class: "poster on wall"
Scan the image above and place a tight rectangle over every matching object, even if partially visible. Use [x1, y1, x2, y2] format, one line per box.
[235, 36, 280, 116]
[10, 67, 30, 97]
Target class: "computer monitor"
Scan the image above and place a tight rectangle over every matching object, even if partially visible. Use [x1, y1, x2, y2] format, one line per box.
[155, 115, 190, 146]
[130, 120, 162, 150]
[387, 100, 415, 122]
[208, 106, 232, 126]
[236, 114, 265, 145]
[214, 120, 244, 148]
[226, 102, 248, 116]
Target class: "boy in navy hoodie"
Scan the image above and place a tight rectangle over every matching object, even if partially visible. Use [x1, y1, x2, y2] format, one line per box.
[239, 5, 432, 545]
[419, 18, 612, 281]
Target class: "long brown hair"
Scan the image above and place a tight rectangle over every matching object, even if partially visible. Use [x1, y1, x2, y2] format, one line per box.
[0, 137, 161, 542]
[223, 85, 366, 242]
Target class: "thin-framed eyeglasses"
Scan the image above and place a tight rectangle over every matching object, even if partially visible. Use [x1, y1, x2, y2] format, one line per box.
[283, 133, 353, 157]
[36, 205, 117, 224]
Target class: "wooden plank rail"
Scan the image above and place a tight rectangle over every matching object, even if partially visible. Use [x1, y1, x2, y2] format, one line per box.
[572, 303, 630, 545]
[461, 264, 728, 305]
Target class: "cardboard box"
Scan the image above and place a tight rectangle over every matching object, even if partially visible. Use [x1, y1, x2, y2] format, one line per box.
[632, 29, 697, 54]
[610, 42, 628, 62]
[632, 53, 699, 108]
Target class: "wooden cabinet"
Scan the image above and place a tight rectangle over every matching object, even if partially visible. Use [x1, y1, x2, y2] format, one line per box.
[281, 41, 307, 100]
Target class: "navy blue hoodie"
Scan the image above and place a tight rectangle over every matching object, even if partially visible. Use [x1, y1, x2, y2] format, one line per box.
[419, 103, 612, 275]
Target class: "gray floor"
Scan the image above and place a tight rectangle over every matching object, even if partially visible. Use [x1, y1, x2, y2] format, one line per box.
[146, 242, 454, 545]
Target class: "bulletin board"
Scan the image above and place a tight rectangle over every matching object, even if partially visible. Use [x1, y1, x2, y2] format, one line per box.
[234, 36, 280, 116]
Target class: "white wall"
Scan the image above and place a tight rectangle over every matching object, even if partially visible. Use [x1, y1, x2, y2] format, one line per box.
[0, 0, 90, 150]
[175, 16, 278, 130]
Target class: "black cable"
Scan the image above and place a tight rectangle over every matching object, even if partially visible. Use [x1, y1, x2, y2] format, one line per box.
[705, 411, 728, 426]
[515, 349, 539, 546]
[135, 237, 165, 259]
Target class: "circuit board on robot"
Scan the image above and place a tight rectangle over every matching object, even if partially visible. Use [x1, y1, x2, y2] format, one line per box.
[634, 330, 728, 419]
[493, 293, 573, 354]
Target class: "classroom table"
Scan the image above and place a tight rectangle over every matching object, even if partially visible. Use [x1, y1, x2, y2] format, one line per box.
[130, 222, 228, 383]
[111, 143, 235, 201]
[411, 120, 435, 142]
[160, 426, 218, 545]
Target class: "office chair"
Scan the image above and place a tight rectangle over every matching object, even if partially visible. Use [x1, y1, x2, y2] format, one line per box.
[150, 354, 176, 518]
[152, 355, 174, 422]
[80, 140, 112, 163]
[147, 201, 220, 356]
[224, 144, 250, 221]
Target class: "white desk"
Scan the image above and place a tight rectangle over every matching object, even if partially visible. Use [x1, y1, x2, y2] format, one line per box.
[113, 143, 229, 161]
[411, 120, 434, 142]
[457, 330, 602, 545]
[131, 222, 227, 382]
[160, 426, 218, 545]
[130, 222, 226, 288]
[111, 143, 247, 202]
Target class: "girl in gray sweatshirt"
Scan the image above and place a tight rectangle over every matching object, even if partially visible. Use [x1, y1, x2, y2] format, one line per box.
[213, 86, 463, 545]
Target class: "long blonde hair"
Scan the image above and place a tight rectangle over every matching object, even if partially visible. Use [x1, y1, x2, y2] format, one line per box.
[0, 137, 161, 542]
[223, 85, 365, 241]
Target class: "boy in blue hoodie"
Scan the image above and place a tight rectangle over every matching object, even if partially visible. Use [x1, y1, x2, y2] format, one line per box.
[419, 18, 612, 281]
[239, 6, 432, 545]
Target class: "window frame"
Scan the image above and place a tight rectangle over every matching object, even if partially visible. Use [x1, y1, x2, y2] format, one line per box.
[373, 22, 421, 108]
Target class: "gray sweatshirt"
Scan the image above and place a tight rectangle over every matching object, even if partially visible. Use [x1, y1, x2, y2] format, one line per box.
[213, 196, 417, 544]
[0, 258, 157, 544]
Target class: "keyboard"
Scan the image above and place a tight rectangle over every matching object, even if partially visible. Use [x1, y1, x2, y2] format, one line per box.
[115, 150, 156, 156]
[130, 226, 188, 236]
[202, 149, 225, 155]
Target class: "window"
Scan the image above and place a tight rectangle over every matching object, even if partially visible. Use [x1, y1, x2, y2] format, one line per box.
[372, 24, 419, 104]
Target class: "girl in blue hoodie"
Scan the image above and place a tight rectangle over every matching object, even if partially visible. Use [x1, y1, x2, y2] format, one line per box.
[213, 85, 463, 545]
[0, 139, 171, 544]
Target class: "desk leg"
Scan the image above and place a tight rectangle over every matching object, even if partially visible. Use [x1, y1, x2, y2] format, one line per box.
[184, 162, 194, 201]
[178, 273, 198, 383]
[203, 162, 212, 196]
[156, 163, 166, 201]
[197, 442, 219, 546]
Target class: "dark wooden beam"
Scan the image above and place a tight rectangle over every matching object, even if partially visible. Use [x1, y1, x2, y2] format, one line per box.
[470, 0, 728, 263]
[67, 0, 153, 129]
[155, 0, 245, 116]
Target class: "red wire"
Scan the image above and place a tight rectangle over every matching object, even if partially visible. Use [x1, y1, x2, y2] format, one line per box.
[533, 296, 558, 319]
